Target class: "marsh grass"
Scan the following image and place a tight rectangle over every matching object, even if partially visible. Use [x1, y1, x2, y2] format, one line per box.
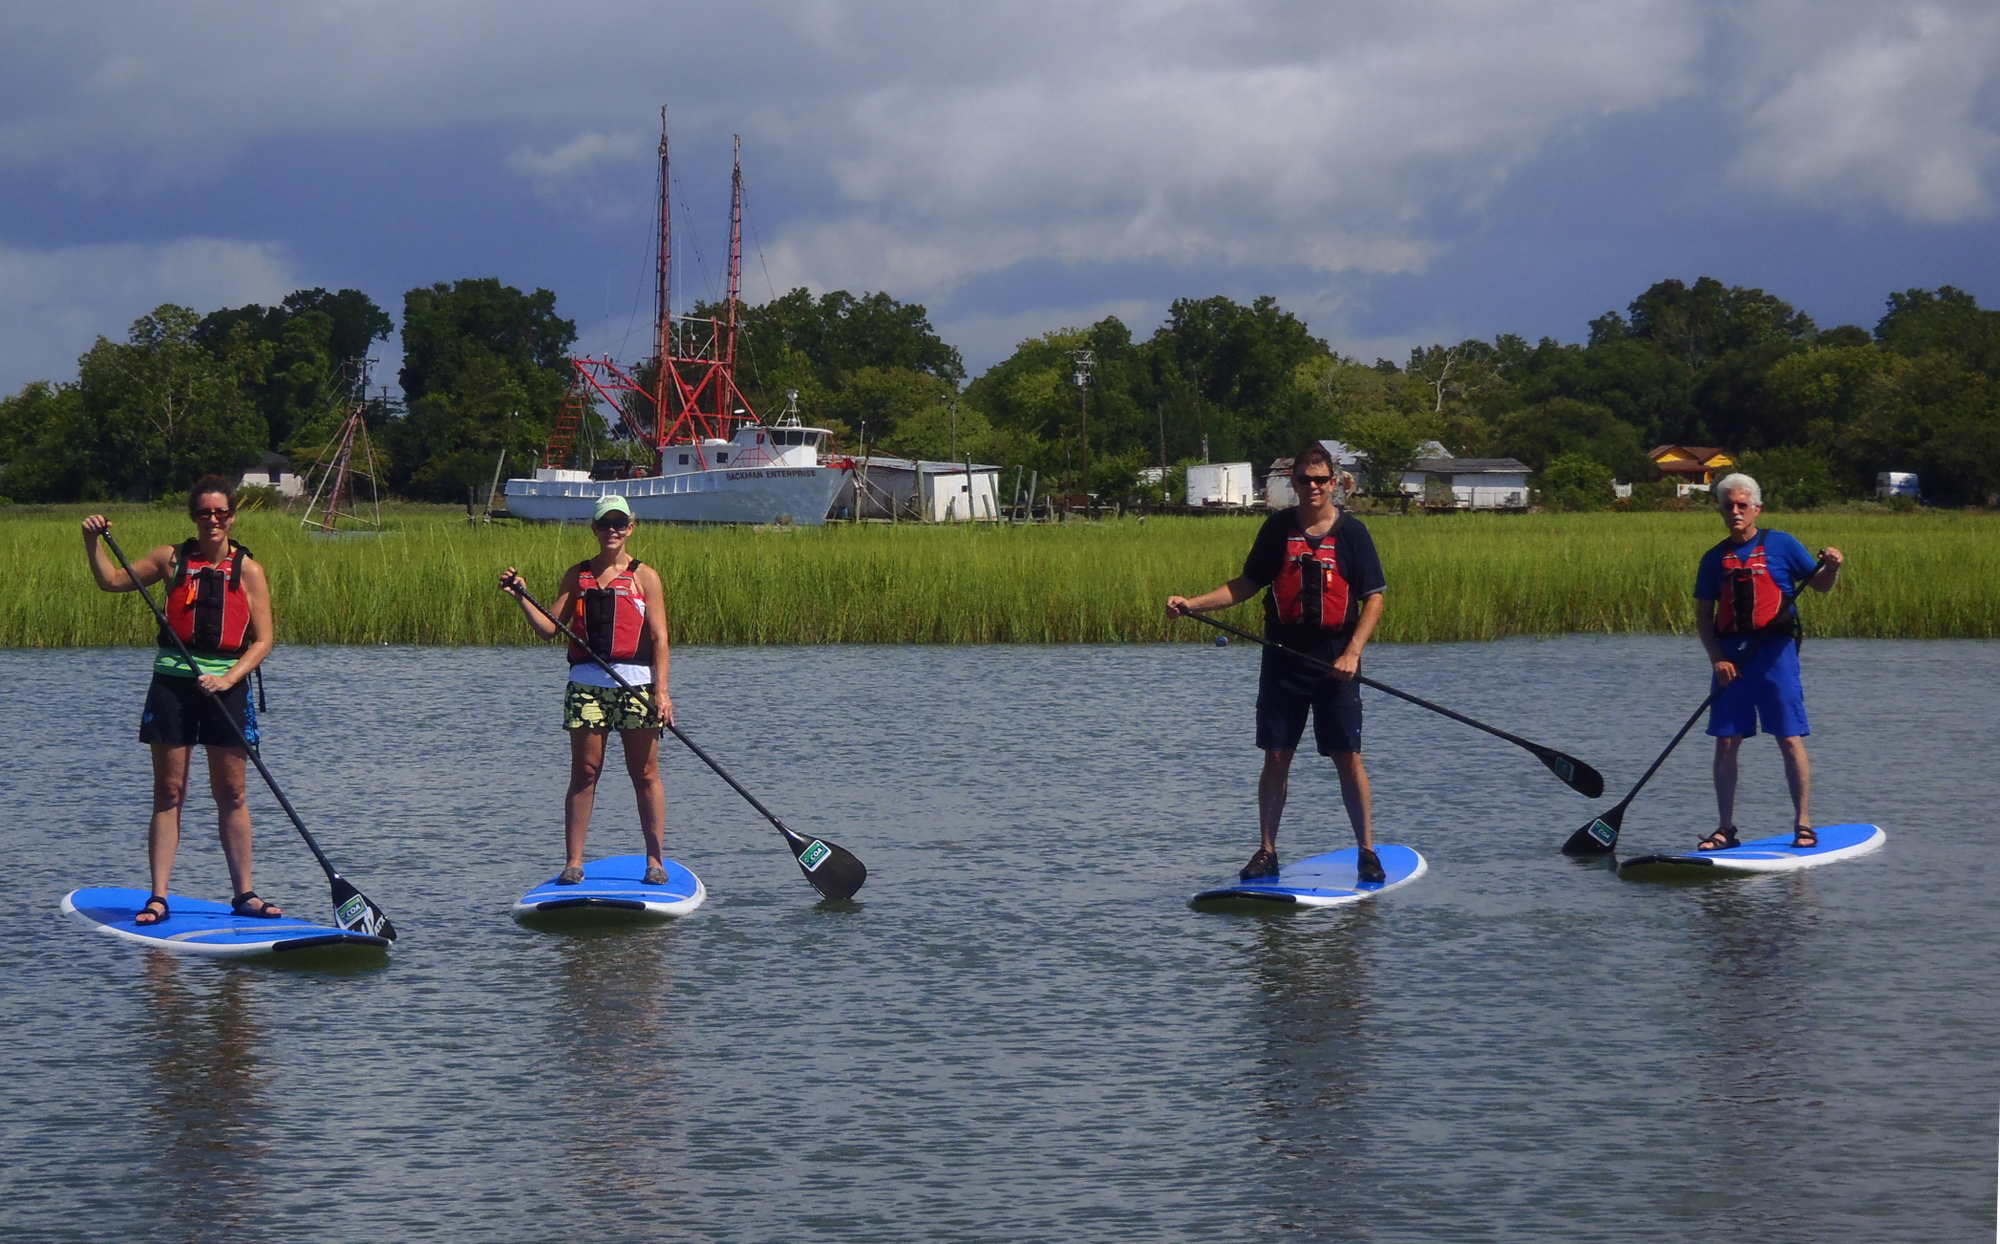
[10, 505, 1995, 649]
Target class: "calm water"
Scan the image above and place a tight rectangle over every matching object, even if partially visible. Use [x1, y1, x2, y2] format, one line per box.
[1, 637, 1994, 1242]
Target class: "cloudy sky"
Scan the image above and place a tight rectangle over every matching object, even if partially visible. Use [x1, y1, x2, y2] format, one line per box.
[5, 0, 1997, 397]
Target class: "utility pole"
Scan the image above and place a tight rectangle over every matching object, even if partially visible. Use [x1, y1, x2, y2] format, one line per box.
[1070, 349, 1095, 487]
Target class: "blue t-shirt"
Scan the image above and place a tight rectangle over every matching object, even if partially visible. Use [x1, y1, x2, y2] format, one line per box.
[1693, 528, 1816, 602]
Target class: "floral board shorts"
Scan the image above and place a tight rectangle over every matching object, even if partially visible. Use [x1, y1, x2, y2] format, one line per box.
[563, 681, 658, 732]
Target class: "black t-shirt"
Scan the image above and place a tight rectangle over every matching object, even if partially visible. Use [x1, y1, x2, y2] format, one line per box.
[1242, 508, 1386, 662]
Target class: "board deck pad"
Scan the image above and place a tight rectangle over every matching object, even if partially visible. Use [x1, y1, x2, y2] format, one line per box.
[513, 853, 705, 921]
[1618, 822, 1886, 878]
[1191, 843, 1427, 909]
[61, 887, 391, 959]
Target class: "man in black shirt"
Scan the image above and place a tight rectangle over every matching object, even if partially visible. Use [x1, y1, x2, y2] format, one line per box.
[1167, 444, 1388, 881]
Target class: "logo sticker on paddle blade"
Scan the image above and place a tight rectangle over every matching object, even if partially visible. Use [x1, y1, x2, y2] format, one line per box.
[1587, 820, 1615, 847]
[798, 840, 831, 872]
[336, 894, 368, 928]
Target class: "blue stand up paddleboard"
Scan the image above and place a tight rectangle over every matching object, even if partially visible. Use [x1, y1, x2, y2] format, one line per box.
[1191, 844, 1427, 909]
[61, 887, 392, 959]
[1618, 822, 1886, 879]
[512, 854, 706, 922]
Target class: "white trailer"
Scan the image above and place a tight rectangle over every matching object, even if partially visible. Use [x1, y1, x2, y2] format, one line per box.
[1186, 462, 1254, 508]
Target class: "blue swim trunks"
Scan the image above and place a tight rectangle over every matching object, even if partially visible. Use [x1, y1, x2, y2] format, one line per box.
[1706, 639, 1809, 739]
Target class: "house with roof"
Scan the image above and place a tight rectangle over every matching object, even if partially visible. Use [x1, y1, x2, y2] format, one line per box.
[1398, 452, 1532, 511]
[1649, 445, 1735, 492]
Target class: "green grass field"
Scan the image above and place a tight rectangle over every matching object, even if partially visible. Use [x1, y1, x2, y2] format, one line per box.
[9, 504, 1995, 648]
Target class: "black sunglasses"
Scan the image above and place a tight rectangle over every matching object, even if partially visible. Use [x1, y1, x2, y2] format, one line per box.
[594, 515, 632, 530]
[192, 507, 235, 519]
[1293, 475, 1334, 489]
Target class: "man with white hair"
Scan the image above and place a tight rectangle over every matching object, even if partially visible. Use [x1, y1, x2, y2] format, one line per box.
[1692, 472, 1844, 851]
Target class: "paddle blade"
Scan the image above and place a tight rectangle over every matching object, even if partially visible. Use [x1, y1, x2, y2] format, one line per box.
[789, 833, 867, 901]
[331, 874, 397, 941]
[1536, 748, 1604, 799]
[1561, 808, 1623, 856]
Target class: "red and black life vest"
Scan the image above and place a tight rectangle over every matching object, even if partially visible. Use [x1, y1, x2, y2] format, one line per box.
[1271, 529, 1352, 630]
[1715, 534, 1795, 637]
[161, 538, 254, 657]
[568, 559, 651, 665]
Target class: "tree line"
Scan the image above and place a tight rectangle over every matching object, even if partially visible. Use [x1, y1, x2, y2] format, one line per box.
[3, 274, 1996, 509]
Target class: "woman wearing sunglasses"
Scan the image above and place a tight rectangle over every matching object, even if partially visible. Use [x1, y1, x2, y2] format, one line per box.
[500, 495, 673, 885]
[81, 476, 281, 925]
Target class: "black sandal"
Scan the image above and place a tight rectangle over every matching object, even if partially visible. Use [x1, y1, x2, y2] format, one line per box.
[1696, 827, 1740, 852]
[1239, 847, 1280, 881]
[134, 894, 170, 926]
[1356, 847, 1386, 885]
[1790, 825, 1818, 849]
[231, 890, 283, 918]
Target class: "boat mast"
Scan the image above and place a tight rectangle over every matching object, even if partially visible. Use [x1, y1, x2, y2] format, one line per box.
[654, 106, 672, 451]
[725, 134, 742, 381]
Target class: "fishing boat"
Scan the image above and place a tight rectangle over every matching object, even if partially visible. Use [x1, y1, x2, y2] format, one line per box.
[503, 111, 851, 525]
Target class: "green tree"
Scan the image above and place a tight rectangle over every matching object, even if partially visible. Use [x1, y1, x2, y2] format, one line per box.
[1494, 397, 1649, 478]
[0, 381, 92, 501]
[717, 288, 965, 418]
[198, 288, 393, 452]
[1736, 445, 1842, 509]
[389, 279, 575, 501]
[1342, 410, 1422, 494]
[1875, 286, 2000, 375]
[1536, 452, 1615, 511]
[76, 305, 267, 498]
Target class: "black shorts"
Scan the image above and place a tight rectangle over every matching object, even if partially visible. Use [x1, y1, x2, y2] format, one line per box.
[139, 673, 257, 748]
[1255, 653, 1362, 756]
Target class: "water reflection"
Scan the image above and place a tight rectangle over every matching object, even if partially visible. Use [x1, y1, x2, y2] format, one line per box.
[140, 955, 269, 1236]
[1237, 907, 1380, 1175]
[545, 927, 684, 1208]
[1684, 875, 1824, 1108]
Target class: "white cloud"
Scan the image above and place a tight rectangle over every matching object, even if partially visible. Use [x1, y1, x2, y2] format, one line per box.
[1722, 3, 2000, 223]
[0, 239, 297, 390]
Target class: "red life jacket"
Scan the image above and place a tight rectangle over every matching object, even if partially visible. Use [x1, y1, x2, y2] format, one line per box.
[1271, 528, 1352, 629]
[162, 538, 253, 657]
[1715, 534, 1794, 637]
[568, 559, 651, 665]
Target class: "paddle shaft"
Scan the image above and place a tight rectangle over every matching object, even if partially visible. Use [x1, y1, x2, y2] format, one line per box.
[100, 531, 393, 937]
[1186, 610, 1603, 797]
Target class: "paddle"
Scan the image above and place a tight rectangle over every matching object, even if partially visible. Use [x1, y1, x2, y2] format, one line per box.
[1558, 691, 1713, 855]
[100, 531, 397, 941]
[503, 577, 867, 901]
[1560, 554, 1828, 856]
[1183, 610, 1605, 799]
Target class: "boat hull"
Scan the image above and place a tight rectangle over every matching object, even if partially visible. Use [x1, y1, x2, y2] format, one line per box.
[503, 465, 848, 525]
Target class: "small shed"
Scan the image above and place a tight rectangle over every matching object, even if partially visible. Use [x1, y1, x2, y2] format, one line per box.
[1399, 456, 1531, 510]
[833, 455, 1003, 522]
[236, 452, 304, 499]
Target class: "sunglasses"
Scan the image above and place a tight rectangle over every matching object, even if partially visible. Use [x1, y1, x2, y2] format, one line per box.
[1293, 475, 1335, 490]
[594, 515, 632, 530]
[192, 508, 235, 520]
